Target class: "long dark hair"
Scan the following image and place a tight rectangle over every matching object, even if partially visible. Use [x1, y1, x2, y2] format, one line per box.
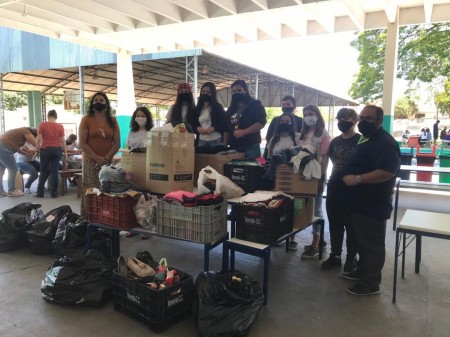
[300, 104, 326, 140]
[269, 113, 296, 153]
[88, 92, 115, 128]
[171, 89, 195, 126]
[195, 82, 219, 108]
[130, 106, 154, 132]
[227, 79, 253, 114]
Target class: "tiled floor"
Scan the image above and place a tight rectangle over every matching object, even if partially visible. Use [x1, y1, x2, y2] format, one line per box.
[0, 183, 449, 337]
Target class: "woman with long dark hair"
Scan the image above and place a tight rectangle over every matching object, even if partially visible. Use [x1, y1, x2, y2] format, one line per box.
[78, 92, 121, 217]
[223, 79, 266, 158]
[165, 82, 195, 132]
[193, 82, 226, 148]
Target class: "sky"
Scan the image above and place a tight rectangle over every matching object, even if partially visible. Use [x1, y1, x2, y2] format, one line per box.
[206, 32, 360, 101]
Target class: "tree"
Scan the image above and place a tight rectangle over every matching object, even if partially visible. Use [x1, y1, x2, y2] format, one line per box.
[394, 96, 419, 119]
[349, 23, 450, 103]
[435, 77, 450, 116]
[1, 92, 27, 111]
[45, 94, 63, 105]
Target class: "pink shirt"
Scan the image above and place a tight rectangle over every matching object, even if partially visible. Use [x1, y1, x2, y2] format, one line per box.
[38, 122, 64, 148]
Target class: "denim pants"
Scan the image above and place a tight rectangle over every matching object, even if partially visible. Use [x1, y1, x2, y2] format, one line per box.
[0, 142, 18, 193]
[235, 143, 261, 159]
[37, 147, 62, 197]
[17, 160, 40, 188]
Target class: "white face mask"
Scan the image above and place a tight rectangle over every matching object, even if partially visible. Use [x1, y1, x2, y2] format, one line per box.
[304, 116, 318, 127]
[135, 117, 147, 127]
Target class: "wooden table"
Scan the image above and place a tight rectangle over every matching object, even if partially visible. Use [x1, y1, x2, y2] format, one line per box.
[392, 209, 450, 303]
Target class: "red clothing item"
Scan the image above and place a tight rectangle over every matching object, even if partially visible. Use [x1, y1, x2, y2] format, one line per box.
[38, 122, 65, 148]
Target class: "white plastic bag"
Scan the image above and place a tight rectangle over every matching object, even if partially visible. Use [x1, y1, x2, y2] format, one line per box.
[197, 166, 245, 199]
[133, 194, 158, 230]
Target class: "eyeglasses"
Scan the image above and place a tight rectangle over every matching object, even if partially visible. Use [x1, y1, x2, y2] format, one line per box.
[358, 115, 380, 122]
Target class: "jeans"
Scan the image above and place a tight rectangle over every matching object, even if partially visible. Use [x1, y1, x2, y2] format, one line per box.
[17, 161, 40, 188]
[37, 147, 62, 197]
[235, 143, 261, 159]
[197, 137, 222, 149]
[0, 142, 18, 193]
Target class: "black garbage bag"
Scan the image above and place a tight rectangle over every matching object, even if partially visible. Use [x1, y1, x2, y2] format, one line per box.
[26, 205, 72, 255]
[89, 229, 112, 258]
[41, 249, 116, 307]
[0, 231, 27, 252]
[52, 212, 88, 256]
[194, 270, 264, 337]
[0, 202, 43, 232]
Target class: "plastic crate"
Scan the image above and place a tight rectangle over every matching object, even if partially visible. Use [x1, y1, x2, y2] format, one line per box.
[157, 200, 227, 243]
[235, 198, 294, 244]
[86, 193, 139, 230]
[113, 270, 193, 333]
[224, 162, 272, 193]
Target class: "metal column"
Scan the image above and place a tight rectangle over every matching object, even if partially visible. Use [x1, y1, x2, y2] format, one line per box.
[328, 100, 335, 137]
[186, 56, 198, 102]
[249, 74, 259, 99]
[0, 74, 4, 134]
[79, 66, 85, 115]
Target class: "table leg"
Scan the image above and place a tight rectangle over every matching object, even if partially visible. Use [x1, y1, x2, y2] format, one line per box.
[222, 243, 229, 271]
[415, 235, 422, 274]
[392, 229, 401, 303]
[230, 250, 236, 270]
[204, 245, 209, 272]
[319, 218, 324, 260]
[401, 232, 406, 279]
[263, 248, 270, 305]
[86, 224, 93, 251]
[393, 178, 400, 231]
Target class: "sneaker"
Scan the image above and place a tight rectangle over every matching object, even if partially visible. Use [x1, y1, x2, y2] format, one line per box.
[321, 255, 342, 270]
[7, 189, 24, 197]
[342, 269, 361, 281]
[301, 246, 319, 259]
[288, 241, 298, 251]
[346, 283, 380, 296]
[24, 188, 32, 194]
[304, 241, 327, 251]
[0, 191, 7, 197]
[343, 256, 358, 274]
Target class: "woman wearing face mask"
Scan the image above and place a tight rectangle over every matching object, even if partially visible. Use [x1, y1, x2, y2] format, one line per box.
[223, 79, 267, 158]
[165, 82, 195, 133]
[297, 104, 331, 257]
[262, 113, 300, 180]
[78, 92, 121, 217]
[321, 108, 360, 274]
[193, 82, 226, 149]
[126, 107, 154, 151]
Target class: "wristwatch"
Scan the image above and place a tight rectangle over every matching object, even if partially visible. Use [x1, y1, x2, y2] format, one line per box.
[355, 175, 361, 185]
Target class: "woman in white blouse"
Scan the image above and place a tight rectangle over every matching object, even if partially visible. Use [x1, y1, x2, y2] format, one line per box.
[126, 107, 154, 150]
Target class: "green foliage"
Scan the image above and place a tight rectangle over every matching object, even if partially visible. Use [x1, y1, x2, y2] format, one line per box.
[1, 92, 27, 111]
[45, 95, 63, 105]
[394, 96, 419, 119]
[435, 77, 450, 116]
[265, 107, 281, 124]
[350, 23, 450, 103]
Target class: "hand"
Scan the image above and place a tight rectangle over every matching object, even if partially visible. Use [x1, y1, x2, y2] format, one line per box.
[343, 174, 357, 186]
[197, 127, 206, 135]
[234, 129, 247, 138]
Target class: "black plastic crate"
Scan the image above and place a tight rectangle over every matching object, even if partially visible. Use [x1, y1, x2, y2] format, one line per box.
[224, 162, 272, 193]
[235, 198, 293, 244]
[113, 270, 193, 333]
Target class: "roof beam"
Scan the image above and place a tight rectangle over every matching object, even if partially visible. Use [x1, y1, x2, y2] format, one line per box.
[339, 0, 365, 30]
[304, 2, 336, 33]
[93, 0, 158, 27]
[383, 0, 398, 23]
[169, 0, 209, 19]
[131, 0, 182, 23]
[250, 0, 269, 10]
[423, 0, 433, 23]
[209, 0, 238, 14]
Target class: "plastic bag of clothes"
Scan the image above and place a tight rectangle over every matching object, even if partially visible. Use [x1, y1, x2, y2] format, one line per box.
[0, 202, 43, 232]
[26, 205, 72, 255]
[194, 270, 264, 337]
[41, 249, 116, 307]
[52, 212, 88, 256]
[0, 202, 43, 252]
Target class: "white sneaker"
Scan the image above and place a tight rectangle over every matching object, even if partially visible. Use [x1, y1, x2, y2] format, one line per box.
[7, 189, 25, 197]
[25, 188, 32, 194]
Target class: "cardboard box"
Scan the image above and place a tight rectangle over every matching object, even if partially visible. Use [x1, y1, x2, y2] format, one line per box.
[275, 164, 318, 196]
[121, 152, 147, 187]
[293, 197, 315, 229]
[146, 132, 195, 194]
[194, 152, 245, 186]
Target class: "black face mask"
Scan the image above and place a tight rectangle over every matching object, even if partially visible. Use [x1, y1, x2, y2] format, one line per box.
[358, 120, 378, 137]
[232, 93, 247, 103]
[200, 94, 211, 103]
[338, 120, 353, 133]
[93, 102, 107, 111]
[179, 93, 191, 102]
[282, 107, 294, 114]
[278, 123, 292, 133]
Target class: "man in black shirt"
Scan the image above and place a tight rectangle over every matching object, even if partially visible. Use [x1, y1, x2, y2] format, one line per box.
[342, 105, 400, 296]
[433, 120, 440, 144]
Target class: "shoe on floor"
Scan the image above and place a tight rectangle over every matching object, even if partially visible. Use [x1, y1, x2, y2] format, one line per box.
[24, 188, 32, 194]
[346, 283, 380, 296]
[321, 254, 342, 269]
[0, 191, 7, 197]
[117, 256, 129, 275]
[304, 241, 327, 251]
[343, 256, 358, 274]
[288, 241, 298, 251]
[342, 269, 361, 281]
[301, 246, 319, 259]
[7, 189, 24, 197]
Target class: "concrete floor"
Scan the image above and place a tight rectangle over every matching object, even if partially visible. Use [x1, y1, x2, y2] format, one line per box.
[0, 183, 449, 337]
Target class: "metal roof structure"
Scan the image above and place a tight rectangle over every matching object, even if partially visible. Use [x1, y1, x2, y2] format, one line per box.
[0, 0, 449, 54]
[1, 49, 357, 107]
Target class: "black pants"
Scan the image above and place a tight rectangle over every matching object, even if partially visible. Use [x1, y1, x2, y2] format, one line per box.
[37, 147, 62, 197]
[326, 196, 357, 258]
[350, 213, 386, 288]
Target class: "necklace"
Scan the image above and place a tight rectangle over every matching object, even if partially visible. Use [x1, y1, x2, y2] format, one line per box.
[94, 116, 106, 138]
